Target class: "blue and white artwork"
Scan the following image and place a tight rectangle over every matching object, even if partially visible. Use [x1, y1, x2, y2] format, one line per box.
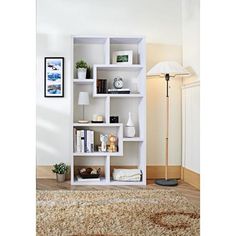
[45, 57, 64, 97]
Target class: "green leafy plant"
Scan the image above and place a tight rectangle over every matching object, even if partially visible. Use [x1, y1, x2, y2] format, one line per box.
[52, 163, 69, 174]
[75, 60, 88, 69]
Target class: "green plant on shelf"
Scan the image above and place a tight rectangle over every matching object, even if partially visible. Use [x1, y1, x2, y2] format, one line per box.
[52, 163, 69, 174]
[75, 60, 88, 69]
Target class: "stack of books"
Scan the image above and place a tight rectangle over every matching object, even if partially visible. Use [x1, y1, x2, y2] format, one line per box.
[73, 129, 94, 153]
[108, 88, 131, 94]
[97, 79, 107, 94]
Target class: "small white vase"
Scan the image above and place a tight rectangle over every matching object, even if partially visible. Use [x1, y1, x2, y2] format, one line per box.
[125, 126, 135, 138]
[126, 112, 134, 126]
[125, 112, 135, 137]
[77, 68, 87, 80]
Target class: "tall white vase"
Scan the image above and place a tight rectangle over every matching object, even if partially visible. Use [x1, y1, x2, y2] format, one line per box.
[125, 112, 135, 137]
[127, 112, 134, 126]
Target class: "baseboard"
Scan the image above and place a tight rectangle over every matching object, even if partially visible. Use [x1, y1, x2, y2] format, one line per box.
[146, 166, 181, 179]
[181, 167, 200, 190]
[37, 165, 181, 180]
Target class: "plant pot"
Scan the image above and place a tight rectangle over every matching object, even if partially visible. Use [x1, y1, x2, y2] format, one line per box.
[56, 173, 66, 182]
[77, 68, 87, 80]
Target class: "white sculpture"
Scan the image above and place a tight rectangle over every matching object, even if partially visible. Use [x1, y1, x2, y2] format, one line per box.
[100, 134, 108, 152]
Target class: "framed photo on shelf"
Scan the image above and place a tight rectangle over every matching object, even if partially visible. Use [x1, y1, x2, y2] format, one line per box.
[44, 57, 64, 97]
[112, 50, 133, 65]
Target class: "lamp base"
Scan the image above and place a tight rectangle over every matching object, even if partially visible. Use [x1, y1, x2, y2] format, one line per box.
[78, 120, 89, 123]
[155, 179, 178, 186]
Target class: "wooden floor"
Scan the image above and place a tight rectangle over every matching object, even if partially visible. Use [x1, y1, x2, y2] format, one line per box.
[37, 179, 200, 207]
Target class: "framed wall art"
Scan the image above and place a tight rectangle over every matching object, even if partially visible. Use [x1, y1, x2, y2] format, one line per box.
[44, 57, 64, 97]
[112, 50, 133, 65]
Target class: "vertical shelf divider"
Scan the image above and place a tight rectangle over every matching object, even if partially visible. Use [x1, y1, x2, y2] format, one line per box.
[105, 96, 110, 124]
[105, 155, 110, 183]
[105, 37, 110, 65]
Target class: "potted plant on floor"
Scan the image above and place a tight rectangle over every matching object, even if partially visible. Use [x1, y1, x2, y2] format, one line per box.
[76, 60, 88, 80]
[52, 163, 69, 182]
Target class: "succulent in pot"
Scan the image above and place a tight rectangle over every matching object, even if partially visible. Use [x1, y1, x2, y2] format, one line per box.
[76, 60, 88, 80]
[52, 163, 69, 182]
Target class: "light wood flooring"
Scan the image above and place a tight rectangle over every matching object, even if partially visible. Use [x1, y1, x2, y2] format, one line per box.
[37, 179, 200, 207]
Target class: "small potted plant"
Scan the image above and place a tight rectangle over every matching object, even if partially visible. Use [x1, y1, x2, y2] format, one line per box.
[76, 60, 88, 80]
[52, 162, 69, 182]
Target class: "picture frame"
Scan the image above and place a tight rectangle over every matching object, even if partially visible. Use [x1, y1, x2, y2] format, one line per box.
[44, 57, 64, 97]
[112, 50, 133, 65]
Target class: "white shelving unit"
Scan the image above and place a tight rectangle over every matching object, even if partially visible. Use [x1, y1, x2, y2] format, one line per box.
[71, 36, 146, 185]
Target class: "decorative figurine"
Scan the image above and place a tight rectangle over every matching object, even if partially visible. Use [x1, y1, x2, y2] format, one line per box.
[100, 134, 108, 152]
[108, 134, 117, 152]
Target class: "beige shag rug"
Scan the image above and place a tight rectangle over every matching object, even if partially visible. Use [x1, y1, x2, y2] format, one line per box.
[37, 189, 199, 236]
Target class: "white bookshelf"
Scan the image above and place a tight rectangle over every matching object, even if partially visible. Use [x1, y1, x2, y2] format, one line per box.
[71, 36, 146, 185]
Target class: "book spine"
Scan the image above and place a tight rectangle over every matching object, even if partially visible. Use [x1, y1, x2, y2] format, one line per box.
[87, 130, 91, 152]
[91, 130, 94, 152]
[97, 80, 101, 93]
[84, 130, 88, 152]
[73, 128, 77, 152]
[76, 130, 81, 152]
[80, 130, 85, 153]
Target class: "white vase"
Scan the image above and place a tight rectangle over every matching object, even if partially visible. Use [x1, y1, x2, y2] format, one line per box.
[77, 68, 87, 80]
[125, 112, 135, 137]
[126, 112, 134, 126]
[125, 126, 135, 138]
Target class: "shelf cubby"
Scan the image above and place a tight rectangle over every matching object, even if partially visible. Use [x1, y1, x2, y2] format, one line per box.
[72, 155, 109, 185]
[110, 98, 140, 137]
[73, 124, 123, 155]
[110, 37, 145, 65]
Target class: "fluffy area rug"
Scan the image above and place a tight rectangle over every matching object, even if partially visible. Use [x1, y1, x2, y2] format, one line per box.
[37, 189, 199, 236]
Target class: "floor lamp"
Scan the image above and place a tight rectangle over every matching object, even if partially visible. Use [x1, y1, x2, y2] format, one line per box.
[147, 61, 190, 186]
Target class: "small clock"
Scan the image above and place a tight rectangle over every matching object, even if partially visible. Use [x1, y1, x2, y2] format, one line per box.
[113, 77, 123, 89]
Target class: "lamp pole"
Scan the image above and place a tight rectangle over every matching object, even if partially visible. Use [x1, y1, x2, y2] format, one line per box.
[165, 73, 170, 180]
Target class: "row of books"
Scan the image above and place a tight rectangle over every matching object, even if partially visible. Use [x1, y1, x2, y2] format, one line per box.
[97, 79, 107, 94]
[73, 129, 94, 153]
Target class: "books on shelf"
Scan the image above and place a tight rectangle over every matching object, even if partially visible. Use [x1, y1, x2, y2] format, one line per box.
[75, 130, 95, 153]
[97, 79, 107, 94]
[108, 88, 131, 94]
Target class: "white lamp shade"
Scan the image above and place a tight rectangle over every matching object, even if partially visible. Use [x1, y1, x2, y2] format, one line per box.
[147, 61, 190, 77]
[78, 92, 90, 105]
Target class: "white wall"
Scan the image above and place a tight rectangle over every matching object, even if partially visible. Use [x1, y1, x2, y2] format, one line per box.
[37, 0, 182, 45]
[181, 0, 200, 173]
[36, 0, 183, 166]
[147, 44, 183, 166]
[182, 82, 200, 173]
[182, 0, 200, 83]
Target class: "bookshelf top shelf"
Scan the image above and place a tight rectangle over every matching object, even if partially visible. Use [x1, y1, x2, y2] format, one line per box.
[72, 36, 144, 45]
